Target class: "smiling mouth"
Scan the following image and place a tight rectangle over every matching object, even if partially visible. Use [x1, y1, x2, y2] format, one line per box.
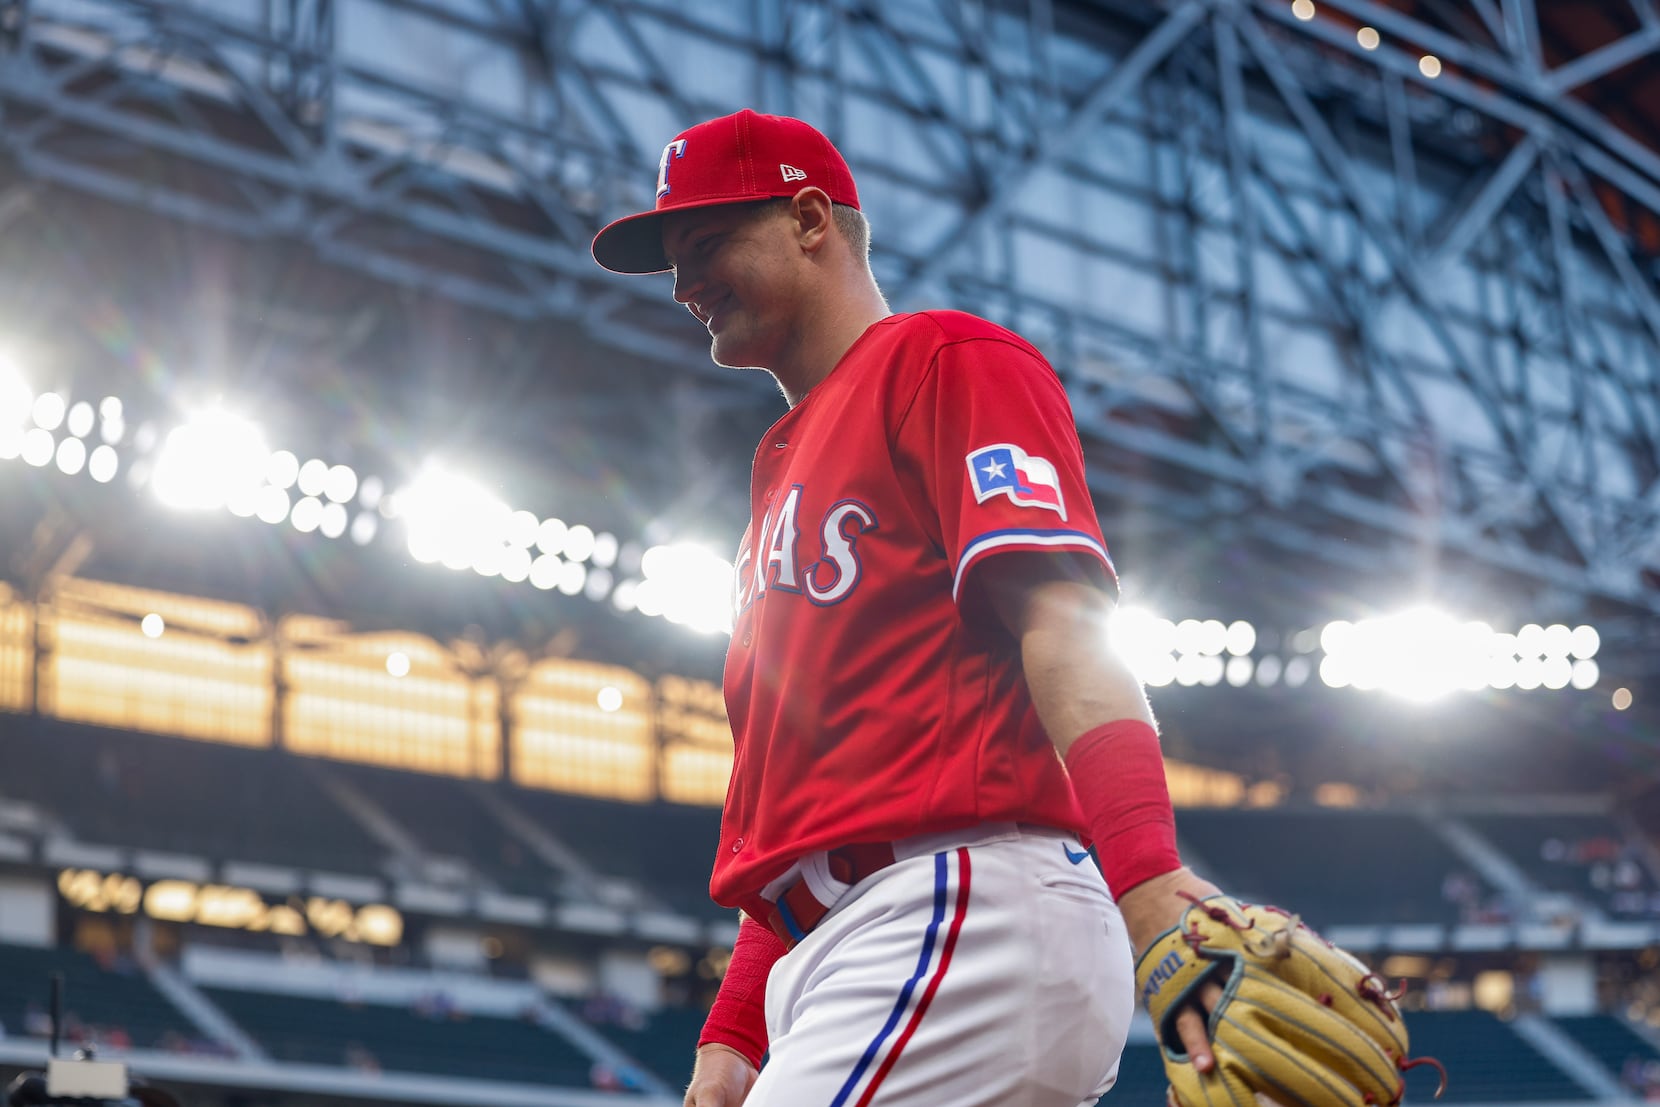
[697, 296, 730, 331]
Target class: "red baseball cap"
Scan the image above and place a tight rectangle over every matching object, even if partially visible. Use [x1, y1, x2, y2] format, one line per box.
[591, 109, 860, 275]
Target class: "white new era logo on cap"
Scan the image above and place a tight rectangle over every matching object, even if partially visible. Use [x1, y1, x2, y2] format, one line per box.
[780, 164, 807, 182]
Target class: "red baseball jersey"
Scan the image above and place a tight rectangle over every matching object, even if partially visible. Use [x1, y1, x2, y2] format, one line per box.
[711, 310, 1118, 918]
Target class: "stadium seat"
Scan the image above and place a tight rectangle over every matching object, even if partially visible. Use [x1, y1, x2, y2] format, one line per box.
[0, 942, 201, 1051]
[1461, 813, 1659, 916]
[1404, 1010, 1588, 1102]
[1174, 809, 1480, 927]
[507, 790, 727, 918]
[1550, 1014, 1660, 1079]
[0, 717, 387, 876]
[574, 1001, 704, 1087]
[329, 763, 563, 897]
[201, 986, 595, 1086]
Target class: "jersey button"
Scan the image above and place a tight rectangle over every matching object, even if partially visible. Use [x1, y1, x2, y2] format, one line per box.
[741, 632, 752, 647]
[731, 837, 744, 853]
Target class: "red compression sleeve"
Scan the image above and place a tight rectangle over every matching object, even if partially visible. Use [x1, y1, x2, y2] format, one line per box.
[1064, 719, 1182, 895]
[698, 914, 786, 1069]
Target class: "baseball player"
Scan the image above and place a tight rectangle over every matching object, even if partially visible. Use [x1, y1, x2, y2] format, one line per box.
[592, 110, 1429, 1107]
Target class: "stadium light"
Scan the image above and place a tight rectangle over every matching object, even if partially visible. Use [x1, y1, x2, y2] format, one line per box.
[0, 354, 31, 427]
[391, 465, 510, 568]
[66, 401, 94, 439]
[31, 391, 65, 432]
[55, 437, 86, 475]
[639, 543, 735, 634]
[324, 464, 359, 505]
[152, 408, 270, 511]
[88, 445, 119, 483]
[1107, 605, 1177, 684]
[21, 428, 53, 467]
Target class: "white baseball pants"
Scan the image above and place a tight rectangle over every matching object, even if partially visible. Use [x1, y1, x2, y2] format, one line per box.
[747, 823, 1136, 1107]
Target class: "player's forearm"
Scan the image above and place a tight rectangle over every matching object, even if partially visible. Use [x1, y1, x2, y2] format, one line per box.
[697, 915, 786, 1069]
[1009, 577, 1155, 750]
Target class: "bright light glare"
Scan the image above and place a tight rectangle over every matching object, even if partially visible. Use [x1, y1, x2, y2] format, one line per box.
[1419, 54, 1442, 78]
[66, 401, 94, 439]
[565, 524, 597, 563]
[1291, 0, 1315, 20]
[1320, 608, 1495, 702]
[638, 543, 736, 633]
[529, 554, 561, 590]
[31, 392, 65, 431]
[500, 546, 532, 584]
[152, 409, 270, 511]
[396, 467, 510, 568]
[1570, 625, 1600, 659]
[324, 464, 359, 505]
[585, 567, 614, 601]
[0, 357, 32, 427]
[55, 436, 86, 475]
[319, 501, 349, 540]
[266, 450, 300, 490]
[297, 458, 329, 498]
[1225, 620, 1257, 656]
[256, 486, 291, 525]
[506, 510, 540, 549]
[592, 532, 620, 568]
[1108, 606, 1176, 684]
[597, 686, 623, 712]
[21, 428, 53, 467]
[141, 613, 164, 639]
[291, 496, 323, 533]
[1541, 656, 1572, 690]
[557, 559, 588, 596]
[537, 518, 568, 556]
[350, 512, 378, 546]
[386, 651, 411, 677]
[88, 445, 119, 483]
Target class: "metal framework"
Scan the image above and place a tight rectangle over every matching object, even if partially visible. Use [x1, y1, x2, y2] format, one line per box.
[2, 0, 1658, 617]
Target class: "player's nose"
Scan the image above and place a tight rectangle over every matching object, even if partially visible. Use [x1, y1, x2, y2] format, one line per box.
[671, 263, 703, 306]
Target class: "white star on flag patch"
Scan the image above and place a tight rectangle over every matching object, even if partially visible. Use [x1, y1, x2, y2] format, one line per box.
[965, 443, 1067, 520]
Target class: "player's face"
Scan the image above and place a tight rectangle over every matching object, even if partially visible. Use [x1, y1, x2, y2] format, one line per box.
[663, 202, 801, 371]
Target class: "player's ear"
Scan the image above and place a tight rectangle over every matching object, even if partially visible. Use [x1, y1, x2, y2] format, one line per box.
[789, 187, 834, 255]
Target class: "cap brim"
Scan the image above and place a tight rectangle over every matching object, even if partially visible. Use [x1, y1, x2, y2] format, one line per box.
[592, 209, 671, 275]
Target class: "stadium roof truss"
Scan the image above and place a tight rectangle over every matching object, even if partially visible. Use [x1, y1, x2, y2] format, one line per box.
[1, 0, 1659, 614]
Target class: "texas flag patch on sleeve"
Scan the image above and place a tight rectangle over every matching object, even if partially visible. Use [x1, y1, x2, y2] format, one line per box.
[965, 443, 1067, 521]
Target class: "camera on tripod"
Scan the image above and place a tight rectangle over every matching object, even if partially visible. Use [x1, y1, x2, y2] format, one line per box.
[6, 973, 179, 1107]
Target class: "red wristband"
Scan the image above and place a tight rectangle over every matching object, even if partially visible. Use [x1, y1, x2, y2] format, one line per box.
[698, 914, 786, 1069]
[1064, 719, 1182, 895]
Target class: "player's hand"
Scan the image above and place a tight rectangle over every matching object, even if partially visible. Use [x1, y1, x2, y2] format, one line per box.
[684, 1043, 759, 1107]
[1117, 866, 1225, 1075]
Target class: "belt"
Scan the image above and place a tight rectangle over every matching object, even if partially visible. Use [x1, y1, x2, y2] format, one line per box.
[761, 841, 897, 949]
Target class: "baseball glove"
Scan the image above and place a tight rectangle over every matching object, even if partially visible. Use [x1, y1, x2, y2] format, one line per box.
[1134, 896, 1445, 1107]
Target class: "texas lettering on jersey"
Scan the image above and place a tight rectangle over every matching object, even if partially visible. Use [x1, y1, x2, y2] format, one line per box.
[733, 486, 877, 613]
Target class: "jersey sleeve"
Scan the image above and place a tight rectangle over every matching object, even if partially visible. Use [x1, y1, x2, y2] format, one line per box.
[894, 335, 1117, 609]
